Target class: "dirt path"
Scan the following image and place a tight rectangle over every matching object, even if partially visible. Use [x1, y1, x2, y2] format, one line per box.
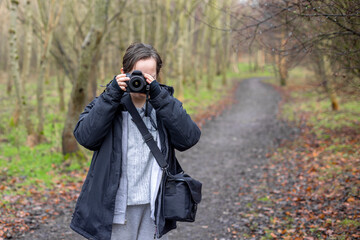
[19, 78, 296, 240]
[168, 78, 296, 239]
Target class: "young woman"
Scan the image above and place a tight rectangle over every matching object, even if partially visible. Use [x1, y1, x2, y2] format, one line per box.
[70, 43, 201, 240]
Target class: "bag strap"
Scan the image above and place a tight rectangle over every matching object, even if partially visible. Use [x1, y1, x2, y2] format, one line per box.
[122, 94, 168, 169]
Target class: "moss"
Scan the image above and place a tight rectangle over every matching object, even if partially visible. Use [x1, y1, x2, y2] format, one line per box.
[339, 219, 360, 228]
[258, 196, 271, 202]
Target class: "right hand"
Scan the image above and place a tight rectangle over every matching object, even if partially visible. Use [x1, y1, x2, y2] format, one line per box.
[115, 74, 129, 91]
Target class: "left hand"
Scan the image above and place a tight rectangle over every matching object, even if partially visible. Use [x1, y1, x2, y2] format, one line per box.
[143, 73, 156, 84]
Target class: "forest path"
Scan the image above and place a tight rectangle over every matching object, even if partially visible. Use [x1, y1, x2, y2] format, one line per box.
[169, 78, 295, 239]
[19, 78, 296, 240]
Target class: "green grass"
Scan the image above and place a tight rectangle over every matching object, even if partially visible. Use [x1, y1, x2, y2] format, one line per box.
[0, 115, 69, 197]
[273, 67, 360, 141]
[339, 219, 360, 228]
[0, 75, 77, 198]
[292, 97, 360, 142]
[182, 77, 226, 116]
[258, 196, 271, 202]
[306, 101, 360, 129]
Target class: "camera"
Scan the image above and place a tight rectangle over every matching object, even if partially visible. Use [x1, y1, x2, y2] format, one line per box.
[126, 70, 149, 93]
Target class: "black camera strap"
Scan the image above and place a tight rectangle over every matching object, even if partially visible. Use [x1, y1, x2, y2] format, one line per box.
[145, 85, 150, 117]
[123, 94, 168, 169]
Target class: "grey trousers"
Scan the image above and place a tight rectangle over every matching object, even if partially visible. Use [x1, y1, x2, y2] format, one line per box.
[111, 204, 168, 240]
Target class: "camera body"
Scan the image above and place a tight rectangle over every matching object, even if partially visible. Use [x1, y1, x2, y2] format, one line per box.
[126, 70, 149, 93]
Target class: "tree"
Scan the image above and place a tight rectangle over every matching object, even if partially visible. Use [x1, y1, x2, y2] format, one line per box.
[277, 29, 288, 86]
[22, 0, 32, 82]
[35, 0, 64, 143]
[205, 0, 220, 90]
[230, 0, 359, 109]
[311, 47, 339, 110]
[1, 0, 241, 155]
[220, 0, 232, 86]
[8, 0, 22, 126]
[62, 0, 110, 155]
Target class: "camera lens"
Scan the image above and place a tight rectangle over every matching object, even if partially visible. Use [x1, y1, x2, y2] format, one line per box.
[130, 76, 146, 91]
[128, 70, 147, 93]
[133, 79, 141, 87]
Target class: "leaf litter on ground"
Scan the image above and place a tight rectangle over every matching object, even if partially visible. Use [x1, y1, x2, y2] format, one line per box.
[0, 168, 87, 239]
[231, 83, 360, 239]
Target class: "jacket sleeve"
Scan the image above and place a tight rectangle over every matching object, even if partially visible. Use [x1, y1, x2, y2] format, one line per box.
[73, 77, 124, 151]
[150, 87, 201, 151]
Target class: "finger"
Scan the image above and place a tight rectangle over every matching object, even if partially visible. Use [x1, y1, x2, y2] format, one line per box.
[118, 82, 127, 91]
[116, 74, 127, 79]
[117, 81, 127, 87]
[116, 74, 125, 79]
[144, 73, 154, 83]
[116, 76, 130, 82]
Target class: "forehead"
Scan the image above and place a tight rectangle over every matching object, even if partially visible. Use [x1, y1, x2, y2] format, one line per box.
[133, 58, 157, 75]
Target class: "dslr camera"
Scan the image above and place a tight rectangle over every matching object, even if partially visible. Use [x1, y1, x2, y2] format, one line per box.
[126, 70, 149, 93]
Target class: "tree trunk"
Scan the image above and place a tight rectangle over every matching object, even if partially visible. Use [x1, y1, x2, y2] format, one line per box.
[278, 29, 288, 86]
[154, 0, 162, 49]
[271, 52, 279, 82]
[182, 0, 195, 87]
[22, 0, 32, 82]
[9, 0, 22, 126]
[231, 51, 240, 74]
[253, 47, 259, 72]
[128, 8, 134, 44]
[36, 0, 64, 143]
[62, 0, 110, 155]
[192, 29, 199, 91]
[57, 68, 65, 112]
[99, 54, 106, 82]
[313, 51, 339, 111]
[148, 0, 156, 45]
[140, 5, 146, 42]
[207, 0, 219, 90]
[199, 3, 210, 89]
[278, 54, 287, 86]
[87, 50, 100, 103]
[7, 77, 12, 95]
[36, 32, 53, 142]
[221, 0, 231, 86]
[189, 2, 199, 91]
[248, 47, 252, 72]
[22, 0, 34, 136]
[176, 1, 185, 101]
[0, 20, 7, 72]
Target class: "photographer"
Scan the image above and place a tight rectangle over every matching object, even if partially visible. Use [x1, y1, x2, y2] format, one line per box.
[70, 43, 201, 240]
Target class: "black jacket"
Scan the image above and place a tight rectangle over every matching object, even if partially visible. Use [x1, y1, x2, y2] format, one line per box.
[70, 77, 201, 239]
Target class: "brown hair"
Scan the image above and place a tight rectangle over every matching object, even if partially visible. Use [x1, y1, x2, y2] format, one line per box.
[122, 43, 163, 76]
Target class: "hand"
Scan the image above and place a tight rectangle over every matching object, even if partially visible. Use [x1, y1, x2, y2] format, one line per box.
[115, 74, 130, 91]
[143, 73, 156, 84]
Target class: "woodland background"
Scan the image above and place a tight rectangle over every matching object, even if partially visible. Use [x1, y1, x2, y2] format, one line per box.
[0, 0, 359, 239]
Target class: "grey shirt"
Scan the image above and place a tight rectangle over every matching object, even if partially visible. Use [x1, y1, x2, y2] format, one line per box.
[113, 107, 160, 224]
[126, 106, 158, 205]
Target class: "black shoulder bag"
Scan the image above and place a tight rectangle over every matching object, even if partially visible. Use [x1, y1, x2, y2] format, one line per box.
[123, 95, 202, 222]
